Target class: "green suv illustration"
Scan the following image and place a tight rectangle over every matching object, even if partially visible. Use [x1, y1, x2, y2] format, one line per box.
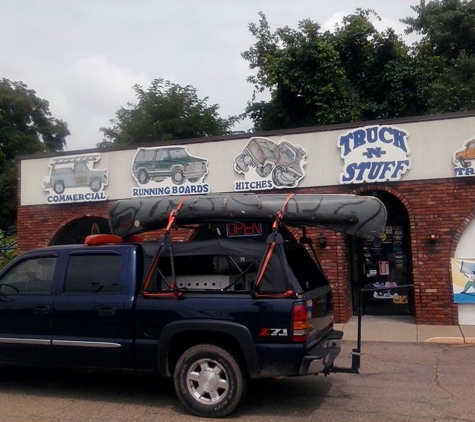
[132, 147, 208, 185]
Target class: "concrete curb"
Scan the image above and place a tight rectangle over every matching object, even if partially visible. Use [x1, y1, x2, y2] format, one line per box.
[336, 316, 475, 344]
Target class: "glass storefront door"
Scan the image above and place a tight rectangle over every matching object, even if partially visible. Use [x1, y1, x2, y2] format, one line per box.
[351, 192, 414, 316]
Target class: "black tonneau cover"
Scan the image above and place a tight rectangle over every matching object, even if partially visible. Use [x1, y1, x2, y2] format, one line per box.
[109, 193, 386, 239]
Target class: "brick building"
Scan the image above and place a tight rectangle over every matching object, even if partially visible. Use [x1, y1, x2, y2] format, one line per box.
[17, 111, 475, 325]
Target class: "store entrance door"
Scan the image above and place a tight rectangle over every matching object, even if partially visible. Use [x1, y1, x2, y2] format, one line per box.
[350, 192, 414, 316]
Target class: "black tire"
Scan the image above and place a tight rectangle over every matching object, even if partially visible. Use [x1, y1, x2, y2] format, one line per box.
[137, 170, 149, 184]
[53, 180, 65, 194]
[174, 344, 246, 418]
[171, 168, 185, 185]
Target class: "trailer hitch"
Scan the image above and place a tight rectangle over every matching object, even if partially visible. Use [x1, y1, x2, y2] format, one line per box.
[329, 284, 414, 375]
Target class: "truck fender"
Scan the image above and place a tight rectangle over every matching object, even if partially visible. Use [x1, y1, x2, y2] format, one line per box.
[157, 319, 260, 377]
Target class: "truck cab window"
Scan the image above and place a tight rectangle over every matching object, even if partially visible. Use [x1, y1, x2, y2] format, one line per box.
[64, 255, 121, 294]
[0, 257, 56, 295]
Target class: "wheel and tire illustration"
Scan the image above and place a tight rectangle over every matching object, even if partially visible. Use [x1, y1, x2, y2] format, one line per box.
[272, 166, 286, 187]
[234, 154, 251, 173]
[256, 163, 272, 178]
[174, 344, 246, 418]
[459, 158, 471, 168]
[89, 178, 102, 192]
[188, 177, 200, 183]
[53, 180, 65, 194]
[171, 167, 185, 185]
[137, 169, 149, 184]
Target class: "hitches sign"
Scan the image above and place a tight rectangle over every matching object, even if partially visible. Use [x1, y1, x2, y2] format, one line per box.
[338, 125, 411, 184]
[233, 137, 307, 191]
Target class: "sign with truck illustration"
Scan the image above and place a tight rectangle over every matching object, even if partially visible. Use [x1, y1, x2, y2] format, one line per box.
[234, 137, 307, 191]
[132, 146, 208, 185]
[43, 154, 108, 204]
[130, 146, 210, 197]
[454, 136, 475, 177]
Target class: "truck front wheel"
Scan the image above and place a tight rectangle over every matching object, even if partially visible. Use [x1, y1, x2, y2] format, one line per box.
[174, 344, 246, 418]
[53, 181, 65, 194]
[171, 168, 185, 185]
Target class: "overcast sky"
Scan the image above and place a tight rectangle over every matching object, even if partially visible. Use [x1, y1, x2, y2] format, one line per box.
[1, 0, 421, 151]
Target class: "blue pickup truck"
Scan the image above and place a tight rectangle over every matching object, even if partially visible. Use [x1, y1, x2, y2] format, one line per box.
[0, 194, 386, 417]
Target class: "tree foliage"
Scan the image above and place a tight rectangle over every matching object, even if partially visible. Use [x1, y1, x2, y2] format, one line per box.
[402, 0, 475, 61]
[0, 78, 69, 229]
[99, 79, 237, 147]
[402, 0, 475, 113]
[243, 3, 475, 131]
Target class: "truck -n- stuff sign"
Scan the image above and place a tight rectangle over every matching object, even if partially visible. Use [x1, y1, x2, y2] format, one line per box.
[338, 125, 411, 184]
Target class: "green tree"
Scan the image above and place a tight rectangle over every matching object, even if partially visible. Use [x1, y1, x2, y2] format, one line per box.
[242, 12, 359, 131]
[331, 9, 433, 120]
[403, 0, 475, 61]
[0, 78, 69, 229]
[242, 10, 431, 131]
[99, 78, 237, 147]
[402, 0, 475, 113]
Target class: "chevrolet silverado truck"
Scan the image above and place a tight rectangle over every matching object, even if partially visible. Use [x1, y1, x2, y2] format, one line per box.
[0, 194, 386, 418]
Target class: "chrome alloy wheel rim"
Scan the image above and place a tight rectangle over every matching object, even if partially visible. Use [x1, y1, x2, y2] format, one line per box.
[186, 358, 229, 404]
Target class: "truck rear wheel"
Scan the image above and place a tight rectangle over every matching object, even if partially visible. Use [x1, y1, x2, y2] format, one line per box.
[174, 344, 246, 418]
[137, 170, 149, 184]
[89, 178, 102, 192]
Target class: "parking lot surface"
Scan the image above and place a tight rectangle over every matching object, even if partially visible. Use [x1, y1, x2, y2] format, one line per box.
[1, 341, 474, 421]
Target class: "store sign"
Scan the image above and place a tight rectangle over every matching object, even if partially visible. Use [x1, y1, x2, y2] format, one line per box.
[453, 136, 475, 177]
[43, 154, 109, 204]
[226, 222, 263, 237]
[451, 258, 475, 303]
[130, 146, 210, 197]
[338, 125, 411, 184]
[233, 137, 307, 191]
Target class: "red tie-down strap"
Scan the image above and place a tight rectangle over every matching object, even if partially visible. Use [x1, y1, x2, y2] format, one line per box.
[253, 194, 297, 299]
[143, 198, 187, 299]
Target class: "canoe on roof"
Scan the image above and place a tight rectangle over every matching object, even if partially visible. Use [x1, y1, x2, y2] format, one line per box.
[108, 193, 387, 239]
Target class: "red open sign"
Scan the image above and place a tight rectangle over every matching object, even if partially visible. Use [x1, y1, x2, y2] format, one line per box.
[226, 222, 263, 237]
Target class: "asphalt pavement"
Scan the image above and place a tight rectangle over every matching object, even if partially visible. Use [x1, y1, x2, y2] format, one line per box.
[335, 315, 475, 344]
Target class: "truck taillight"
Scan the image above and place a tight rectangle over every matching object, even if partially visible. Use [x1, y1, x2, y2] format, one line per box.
[292, 303, 309, 343]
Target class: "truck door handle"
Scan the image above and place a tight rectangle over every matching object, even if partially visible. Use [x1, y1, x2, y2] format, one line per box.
[34, 305, 51, 315]
[98, 307, 116, 316]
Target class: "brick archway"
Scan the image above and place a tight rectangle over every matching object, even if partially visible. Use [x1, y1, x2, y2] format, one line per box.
[49, 216, 110, 245]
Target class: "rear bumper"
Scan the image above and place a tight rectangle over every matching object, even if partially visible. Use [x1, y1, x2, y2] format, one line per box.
[299, 329, 343, 375]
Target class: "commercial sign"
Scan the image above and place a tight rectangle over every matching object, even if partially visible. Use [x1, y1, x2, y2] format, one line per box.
[233, 137, 307, 191]
[43, 154, 108, 204]
[338, 125, 411, 184]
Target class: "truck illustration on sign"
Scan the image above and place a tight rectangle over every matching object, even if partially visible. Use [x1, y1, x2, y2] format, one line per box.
[43, 154, 108, 194]
[234, 137, 307, 187]
[132, 146, 208, 185]
[454, 137, 475, 168]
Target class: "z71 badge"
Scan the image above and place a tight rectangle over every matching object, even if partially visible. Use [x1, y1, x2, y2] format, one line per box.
[259, 328, 289, 337]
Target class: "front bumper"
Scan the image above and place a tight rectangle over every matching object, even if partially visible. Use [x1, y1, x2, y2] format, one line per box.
[299, 329, 343, 375]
